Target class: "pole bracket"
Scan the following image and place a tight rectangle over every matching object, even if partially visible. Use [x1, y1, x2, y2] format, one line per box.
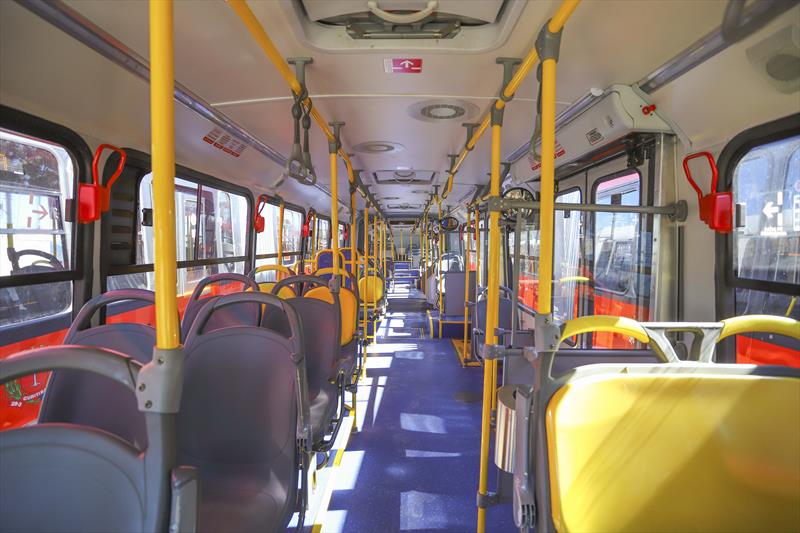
[496, 57, 522, 102]
[534, 313, 561, 353]
[447, 154, 459, 174]
[287, 57, 313, 100]
[535, 21, 563, 63]
[477, 490, 500, 509]
[491, 104, 505, 127]
[462, 122, 479, 151]
[328, 121, 345, 154]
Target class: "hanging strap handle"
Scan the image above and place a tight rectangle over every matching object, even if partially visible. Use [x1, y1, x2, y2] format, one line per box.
[366, 0, 438, 24]
[682, 151, 718, 202]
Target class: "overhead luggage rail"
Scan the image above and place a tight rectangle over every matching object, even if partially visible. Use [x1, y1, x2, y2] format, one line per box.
[441, 0, 581, 200]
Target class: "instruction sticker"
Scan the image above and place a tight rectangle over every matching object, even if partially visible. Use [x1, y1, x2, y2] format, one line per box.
[529, 141, 567, 172]
[202, 127, 247, 158]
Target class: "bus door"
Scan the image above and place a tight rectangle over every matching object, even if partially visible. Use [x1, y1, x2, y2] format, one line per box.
[585, 146, 654, 349]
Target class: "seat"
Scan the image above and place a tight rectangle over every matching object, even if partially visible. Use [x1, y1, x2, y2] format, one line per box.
[38, 289, 157, 449]
[311, 267, 362, 385]
[180, 291, 308, 533]
[513, 314, 800, 532]
[1, 346, 195, 533]
[265, 275, 348, 451]
[180, 273, 260, 341]
[248, 264, 296, 299]
[471, 286, 516, 360]
[314, 248, 347, 277]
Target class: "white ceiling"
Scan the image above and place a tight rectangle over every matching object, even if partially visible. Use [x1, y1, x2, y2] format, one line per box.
[1, 0, 797, 220]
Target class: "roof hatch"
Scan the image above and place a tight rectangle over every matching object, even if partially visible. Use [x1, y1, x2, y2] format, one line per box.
[289, 0, 525, 52]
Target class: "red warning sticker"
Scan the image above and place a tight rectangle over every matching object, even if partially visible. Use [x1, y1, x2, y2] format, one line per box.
[202, 128, 247, 158]
[529, 141, 567, 171]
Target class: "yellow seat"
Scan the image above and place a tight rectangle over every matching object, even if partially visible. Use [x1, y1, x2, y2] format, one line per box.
[358, 275, 384, 305]
[305, 285, 357, 345]
[257, 282, 295, 300]
[251, 265, 296, 300]
[546, 370, 800, 532]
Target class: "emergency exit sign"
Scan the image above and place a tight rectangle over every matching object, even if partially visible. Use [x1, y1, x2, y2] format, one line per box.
[384, 58, 423, 74]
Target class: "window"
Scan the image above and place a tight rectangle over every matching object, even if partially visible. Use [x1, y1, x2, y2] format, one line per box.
[108, 173, 249, 295]
[729, 132, 799, 365]
[0, 129, 75, 327]
[552, 189, 583, 323]
[316, 217, 331, 252]
[338, 222, 347, 248]
[255, 203, 303, 269]
[591, 171, 651, 348]
[509, 188, 583, 322]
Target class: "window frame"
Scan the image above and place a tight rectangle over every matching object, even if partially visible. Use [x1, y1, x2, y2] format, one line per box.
[715, 114, 800, 363]
[0, 106, 93, 339]
[590, 168, 644, 298]
[99, 149, 254, 286]
[716, 113, 800, 299]
[253, 196, 305, 265]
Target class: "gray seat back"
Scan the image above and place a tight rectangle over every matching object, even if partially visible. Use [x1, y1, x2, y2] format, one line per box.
[180, 273, 260, 341]
[1, 346, 174, 533]
[180, 292, 306, 532]
[442, 271, 475, 316]
[38, 289, 156, 449]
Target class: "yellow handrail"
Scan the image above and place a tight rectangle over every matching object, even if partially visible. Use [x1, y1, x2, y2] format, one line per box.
[477, 117, 503, 532]
[537, 54, 557, 314]
[442, 0, 582, 200]
[150, 0, 180, 349]
[330, 151, 340, 276]
[560, 315, 650, 345]
[719, 315, 800, 342]
[227, 0, 389, 213]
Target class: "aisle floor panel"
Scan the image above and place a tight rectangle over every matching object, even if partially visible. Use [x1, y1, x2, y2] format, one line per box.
[323, 307, 515, 532]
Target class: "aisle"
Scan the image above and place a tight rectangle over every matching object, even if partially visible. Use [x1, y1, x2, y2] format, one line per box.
[316, 299, 515, 531]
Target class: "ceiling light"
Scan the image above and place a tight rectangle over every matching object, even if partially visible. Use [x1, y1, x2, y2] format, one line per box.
[353, 141, 404, 154]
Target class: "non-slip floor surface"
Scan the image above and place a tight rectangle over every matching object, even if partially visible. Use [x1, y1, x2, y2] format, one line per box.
[323, 283, 516, 532]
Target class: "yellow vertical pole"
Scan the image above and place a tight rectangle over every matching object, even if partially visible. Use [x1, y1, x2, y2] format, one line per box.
[150, 0, 179, 349]
[330, 153, 340, 276]
[475, 206, 481, 286]
[277, 200, 285, 267]
[462, 208, 472, 363]
[362, 208, 369, 339]
[437, 197, 444, 338]
[477, 115, 503, 533]
[350, 191, 356, 275]
[538, 56, 557, 315]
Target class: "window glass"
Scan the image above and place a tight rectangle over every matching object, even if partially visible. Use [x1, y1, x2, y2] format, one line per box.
[591, 171, 651, 348]
[731, 134, 800, 365]
[0, 129, 74, 327]
[316, 218, 330, 252]
[254, 204, 302, 269]
[108, 173, 248, 294]
[732, 135, 799, 285]
[338, 223, 347, 248]
[510, 216, 539, 311]
[552, 189, 583, 323]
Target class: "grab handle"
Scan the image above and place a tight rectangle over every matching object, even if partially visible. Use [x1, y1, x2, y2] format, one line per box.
[366, 0, 437, 24]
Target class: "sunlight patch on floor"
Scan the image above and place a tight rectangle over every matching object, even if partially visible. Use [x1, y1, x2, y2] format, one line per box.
[400, 491, 449, 530]
[400, 413, 447, 434]
[404, 449, 461, 458]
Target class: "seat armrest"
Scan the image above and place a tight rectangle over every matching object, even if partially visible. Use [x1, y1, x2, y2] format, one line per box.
[169, 466, 200, 533]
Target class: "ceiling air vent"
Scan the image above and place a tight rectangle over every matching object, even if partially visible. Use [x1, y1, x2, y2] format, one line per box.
[408, 98, 479, 123]
[288, 0, 525, 52]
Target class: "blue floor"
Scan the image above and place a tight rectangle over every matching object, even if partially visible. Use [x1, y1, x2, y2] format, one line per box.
[327, 285, 516, 532]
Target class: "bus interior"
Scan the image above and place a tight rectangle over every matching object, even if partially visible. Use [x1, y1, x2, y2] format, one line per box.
[0, 1, 799, 532]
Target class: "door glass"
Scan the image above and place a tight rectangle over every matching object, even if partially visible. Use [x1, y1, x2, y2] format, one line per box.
[592, 171, 650, 348]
